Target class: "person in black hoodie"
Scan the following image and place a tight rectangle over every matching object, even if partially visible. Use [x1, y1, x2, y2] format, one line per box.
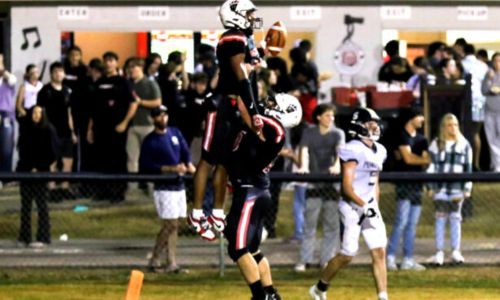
[17, 105, 59, 248]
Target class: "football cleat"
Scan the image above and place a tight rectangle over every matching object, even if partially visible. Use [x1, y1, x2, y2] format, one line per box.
[309, 285, 327, 300]
[207, 210, 226, 232]
[187, 213, 216, 241]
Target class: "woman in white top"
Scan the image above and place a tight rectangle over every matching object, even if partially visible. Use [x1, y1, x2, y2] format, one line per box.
[16, 64, 43, 118]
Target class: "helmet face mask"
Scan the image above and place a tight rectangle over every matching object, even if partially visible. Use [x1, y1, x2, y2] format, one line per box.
[348, 108, 381, 141]
[264, 93, 302, 128]
[219, 0, 263, 31]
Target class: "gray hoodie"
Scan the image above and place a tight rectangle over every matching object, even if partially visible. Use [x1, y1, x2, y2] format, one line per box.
[482, 70, 500, 112]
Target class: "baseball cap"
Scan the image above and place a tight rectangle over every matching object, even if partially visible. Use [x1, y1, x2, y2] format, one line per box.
[151, 105, 168, 117]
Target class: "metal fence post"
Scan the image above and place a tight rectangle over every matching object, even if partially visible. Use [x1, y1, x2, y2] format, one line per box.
[219, 233, 225, 277]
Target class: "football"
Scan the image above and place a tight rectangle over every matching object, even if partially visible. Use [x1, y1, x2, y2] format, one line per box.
[265, 21, 287, 56]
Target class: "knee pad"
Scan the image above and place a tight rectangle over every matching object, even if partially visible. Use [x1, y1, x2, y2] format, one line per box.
[227, 246, 249, 262]
[252, 252, 264, 264]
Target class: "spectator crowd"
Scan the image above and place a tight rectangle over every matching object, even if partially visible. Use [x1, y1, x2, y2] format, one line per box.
[0, 36, 495, 264]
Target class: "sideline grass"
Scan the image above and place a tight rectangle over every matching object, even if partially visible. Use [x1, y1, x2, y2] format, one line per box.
[0, 183, 499, 239]
[0, 266, 499, 300]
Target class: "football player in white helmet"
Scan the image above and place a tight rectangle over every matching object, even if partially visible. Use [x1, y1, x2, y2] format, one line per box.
[223, 93, 301, 300]
[309, 108, 389, 300]
[219, 0, 263, 32]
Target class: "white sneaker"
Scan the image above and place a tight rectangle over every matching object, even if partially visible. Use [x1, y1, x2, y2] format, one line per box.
[451, 250, 465, 264]
[29, 241, 46, 249]
[309, 285, 327, 300]
[387, 255, 398, 271]
[434, 251, 444, 266]
[400, 258, 426, 271]
[294, 262, 306, 272]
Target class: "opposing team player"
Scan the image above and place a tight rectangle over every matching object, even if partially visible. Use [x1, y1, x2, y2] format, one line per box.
[188, 0, 265, 241]
[225, 93, 301, 300]
[309, 108, 389, 300]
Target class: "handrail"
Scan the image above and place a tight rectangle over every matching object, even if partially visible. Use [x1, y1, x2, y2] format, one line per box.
[1, 172, 499, 183]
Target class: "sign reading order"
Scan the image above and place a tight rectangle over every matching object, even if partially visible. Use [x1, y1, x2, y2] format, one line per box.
[138, 6, 170, 21]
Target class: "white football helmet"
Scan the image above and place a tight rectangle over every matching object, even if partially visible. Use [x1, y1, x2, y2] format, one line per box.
[219, 0, 263, 30]
[265, 93, 302, 128]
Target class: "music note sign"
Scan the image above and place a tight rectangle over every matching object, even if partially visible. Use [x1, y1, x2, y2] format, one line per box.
[21, 26, 42, 50]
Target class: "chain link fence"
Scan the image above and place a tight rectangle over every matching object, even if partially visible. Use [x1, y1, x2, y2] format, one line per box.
[0, 172, 499, 271]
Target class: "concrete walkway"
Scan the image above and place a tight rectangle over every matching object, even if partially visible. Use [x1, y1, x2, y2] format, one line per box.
[1, 238, 499, 268]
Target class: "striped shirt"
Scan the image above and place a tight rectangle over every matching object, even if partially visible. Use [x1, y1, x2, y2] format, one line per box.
[427, 137, 473, 196]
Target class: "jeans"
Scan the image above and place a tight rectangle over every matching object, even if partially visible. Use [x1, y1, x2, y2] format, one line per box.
[293, 184, 307, 239]
[299, 198, 340, 266]
[387, 199, 422, 259]
[434, 196, 463, 251]
[0, 111, 14, 172]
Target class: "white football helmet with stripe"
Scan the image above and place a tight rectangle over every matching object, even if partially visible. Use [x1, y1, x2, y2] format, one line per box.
[265, 93, 302, 128]
[219, 0, 263, 30]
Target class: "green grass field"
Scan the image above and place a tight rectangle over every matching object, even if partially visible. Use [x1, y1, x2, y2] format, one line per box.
[0, 266, 499, 300]
[0, 183, 499, 240]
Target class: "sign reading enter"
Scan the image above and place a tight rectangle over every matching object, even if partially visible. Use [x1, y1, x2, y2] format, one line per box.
[57, 6, 89, 20]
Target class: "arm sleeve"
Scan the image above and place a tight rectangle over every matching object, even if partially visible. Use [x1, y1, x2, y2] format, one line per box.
[220, 38, 246, 57]
[124, 79, 135, 104]
[397, 131, 410, 147]
[463, 141, 473, 193]
[299, 128, 311, 147]
[338, 130, 346, 146]
[151, 80, 162, 99]
[239, 78, 259, 116]
[426, 140, 438, 190]
[36, 87, 47, 107]
[481, 74, 493, 95]
[339, 144, 360, 164]
[261, 117, 285, 144]
[381, 145, 388, 163]
[221, 37, 257, 116]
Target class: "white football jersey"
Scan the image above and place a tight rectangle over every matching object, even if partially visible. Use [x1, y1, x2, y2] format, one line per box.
[338, 139, 387, 202]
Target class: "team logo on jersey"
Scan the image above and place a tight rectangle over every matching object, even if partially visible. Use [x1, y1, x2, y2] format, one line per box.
[171, 136, 179, 145]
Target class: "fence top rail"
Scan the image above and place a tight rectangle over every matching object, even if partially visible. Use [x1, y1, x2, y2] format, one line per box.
[1, 172, 500, 183]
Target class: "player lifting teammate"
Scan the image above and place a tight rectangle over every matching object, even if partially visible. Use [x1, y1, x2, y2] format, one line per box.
[225, 93, 302, 300]
[309, 108, 389, 300]
[188, 0, 265, 240]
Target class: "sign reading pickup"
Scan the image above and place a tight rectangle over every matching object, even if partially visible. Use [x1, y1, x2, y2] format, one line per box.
[457, 6, 488, 21]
